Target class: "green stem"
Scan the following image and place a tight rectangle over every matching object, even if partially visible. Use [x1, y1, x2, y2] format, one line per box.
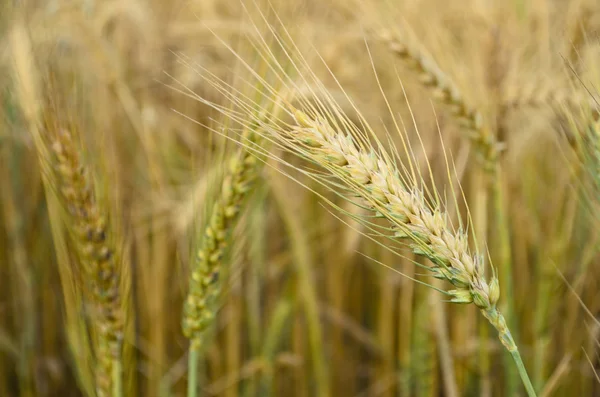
[479, 317, 491, 396]
[187, 346, 199, 397]
[112, 359, 123, 397]
[510, 349, 537, 397]
[472, 167, 491, 397]
[270, 173, 330, 397]
[491, 167, 519, 394]
[259, 298, 293, 396]
[483, 308, 536, 397]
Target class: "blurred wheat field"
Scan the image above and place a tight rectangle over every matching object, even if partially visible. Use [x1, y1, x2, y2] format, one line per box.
[2, 0, 600, 396]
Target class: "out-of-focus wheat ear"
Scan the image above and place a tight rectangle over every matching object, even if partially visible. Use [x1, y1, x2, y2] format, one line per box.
[182, 136, 259, 397]
[502, 80, 593, 113]
[49, 129, 124, 397]
[374, 29, 502, 172]
[182, 101, 282, 396]
[1, 21, 38, 394]
[9, 19, 99, 396]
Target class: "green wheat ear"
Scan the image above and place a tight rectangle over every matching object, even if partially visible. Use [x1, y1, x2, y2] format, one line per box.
[181, 83, 286, 395]
[182, 138, 262, 346]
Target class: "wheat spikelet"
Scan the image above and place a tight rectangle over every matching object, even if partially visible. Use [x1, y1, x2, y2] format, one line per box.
[50, 129, 123, 397]
[375, 29, 501, 171]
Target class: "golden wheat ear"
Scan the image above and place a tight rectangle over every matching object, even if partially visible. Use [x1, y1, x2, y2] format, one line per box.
[48, 129, 125, 397]
[9, 17, 128, 396]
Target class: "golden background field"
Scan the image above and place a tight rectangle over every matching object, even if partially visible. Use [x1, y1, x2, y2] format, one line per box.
[1, 1, 599, 396]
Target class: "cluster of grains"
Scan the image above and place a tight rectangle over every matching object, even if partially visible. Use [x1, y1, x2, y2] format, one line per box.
[376, 30, 501, 171]
[288, 107, 517, 350]
[51, 130, 122, 397]
[182, 126, 262, 348]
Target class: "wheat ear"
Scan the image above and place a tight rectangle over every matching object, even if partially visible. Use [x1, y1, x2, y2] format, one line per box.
[181, 144, 259, 344]
[182, 106, 276, 396]
[279, 106, 536, 396]
[50, 130, 123, 397]
[376, 30, 501, 171]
